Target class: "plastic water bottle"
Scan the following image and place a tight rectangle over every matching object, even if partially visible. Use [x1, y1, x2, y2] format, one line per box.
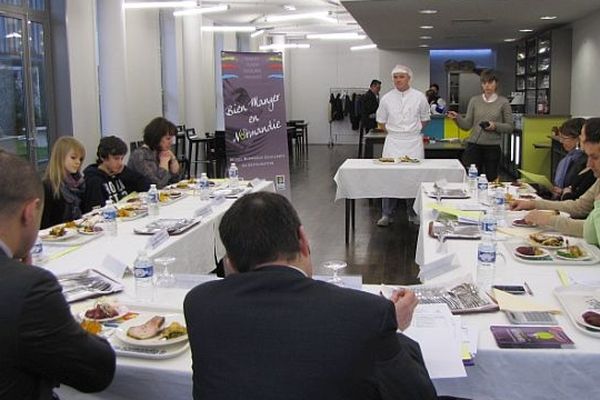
[467, 164, 478, 198]
[198, 172, 210, 201]
[479, 211, 497, 240]
[493, 187, 507, 226]
[31, 236, 44, 264]
[102, 200, 118, 237]
[228, 162, 239, 188]
[134, 249, 155, 302]
[478, 174, 489, 204]
[148, 184, 159, 217]
[476, 236, 496, 292]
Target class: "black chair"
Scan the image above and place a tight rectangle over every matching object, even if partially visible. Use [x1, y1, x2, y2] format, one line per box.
[174, 124, 187, 159]
[186, 128, 218, 178]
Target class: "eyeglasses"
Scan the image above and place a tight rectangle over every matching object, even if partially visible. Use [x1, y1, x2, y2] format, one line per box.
[558, 135, 577, 141]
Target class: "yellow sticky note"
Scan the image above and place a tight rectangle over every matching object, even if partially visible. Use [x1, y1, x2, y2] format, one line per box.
[430, 204, 483, 220]
[518, 169, 553, 190]
[493, 289, 561, 313]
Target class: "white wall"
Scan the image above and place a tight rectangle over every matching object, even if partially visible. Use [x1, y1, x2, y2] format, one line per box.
[571, 9, 600, 117]
[125, 9, 163, 141]
[65, 0, 101, 162]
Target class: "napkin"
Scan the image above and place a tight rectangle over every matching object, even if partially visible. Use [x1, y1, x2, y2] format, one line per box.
[493, 289, 561, 313]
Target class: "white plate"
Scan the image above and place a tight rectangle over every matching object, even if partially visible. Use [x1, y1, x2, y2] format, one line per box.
[40, 228, 78, 242]
[80, 304, 129, 322]
[115, 313, 188, 348]
[555, 249, 592, 261]
[77, 226, 104, 235]
[576, 310, 600, 331]
[514, 246, 550, 259]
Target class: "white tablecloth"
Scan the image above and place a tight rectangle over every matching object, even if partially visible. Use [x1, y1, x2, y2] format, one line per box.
[413, 182, 600, 400]
[333, 158, 466, 200]
[44, 180, 275, 277]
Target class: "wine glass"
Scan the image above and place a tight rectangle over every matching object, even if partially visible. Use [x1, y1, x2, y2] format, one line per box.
[154, 256, 176, 288]
[322, 260, 347, 286]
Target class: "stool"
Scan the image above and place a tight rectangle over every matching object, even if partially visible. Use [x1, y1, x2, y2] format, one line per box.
[174, 124, 186, 159]
[186, 128, 217, 178]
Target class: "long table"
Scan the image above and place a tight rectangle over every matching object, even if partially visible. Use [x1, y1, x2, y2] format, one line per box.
[413, 182, 600, 399]
[333, 158, 466, 243]
[362, 131, 467, 159]
[43, 181, 275, 277]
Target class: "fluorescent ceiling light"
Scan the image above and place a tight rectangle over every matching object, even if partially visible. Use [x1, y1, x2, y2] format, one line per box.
[265, 11, 329, 22]
[282, 5, 296, 11]
[251, 29, 265, 38]
[5, 32, 22, 39]
[124, 1, 196, 9]
[504, 38, 517, 42]
[202, 26, 256, 32]
[540, 16, 557, 20]
[306, 32, 366, 40]
[419, 25, 434, 29]
[419, 44, 429, 48]
[419, 9, 438, 14]
[519, 29, 533, 32]
[259, 43, 310, 50]
[173, 4, 229, 16]
[350, 44, 377, 51]
[419, 35, 432, 40]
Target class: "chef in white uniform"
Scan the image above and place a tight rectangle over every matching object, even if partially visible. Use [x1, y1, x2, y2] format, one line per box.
[376, 64, 430, 227]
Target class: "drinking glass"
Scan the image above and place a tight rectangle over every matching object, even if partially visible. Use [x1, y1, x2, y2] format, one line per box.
[322, 260, 347, 286]
[154, 256, 176, 288]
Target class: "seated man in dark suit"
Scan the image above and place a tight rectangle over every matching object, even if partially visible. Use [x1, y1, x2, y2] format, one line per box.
[0, 151, 116, 400]
[184, 192, 437, 400]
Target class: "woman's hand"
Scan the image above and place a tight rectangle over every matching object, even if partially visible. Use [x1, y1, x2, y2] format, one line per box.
[159, 150, 171, 170]
[484, 121, 496, 131]
[524, 210, 554, 226]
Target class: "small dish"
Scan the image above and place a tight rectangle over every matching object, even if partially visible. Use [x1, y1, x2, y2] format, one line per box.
[514, 246, 550, 259]
[77, 226, 104, 235]
[40, 229, 78, 242]
[80, 304, 129, 322]
[555, 245, 591, 261]
[115, 313, 188, 347]
[577, 310, 600, 331]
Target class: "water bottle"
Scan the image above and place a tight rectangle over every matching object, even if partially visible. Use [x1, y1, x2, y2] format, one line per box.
[198, 173, 210, 201]
[477, 174, 489, 204]
[476, 236, 496, 292]
[228, 162, 239, 188]
[479, 211, 497, 240]
[134, 249, 155, 302]
[148, 184, 159, 217]
[493, 187, 507, 226]
[102, 200, 118, 237]
[467, 164, 478, 198]
[31, 236, 44, 264]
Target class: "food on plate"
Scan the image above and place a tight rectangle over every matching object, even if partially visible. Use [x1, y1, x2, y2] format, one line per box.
[64, 221, 78, 228]
[489, 180, 505, 189]
[377, 157, 395, 163]
[117, 208, 132, 218]
[529, 233, 564, 247]
[160, 322, 187, 340]
[84, 302, 120, 320]
[176, 181, 192, 189]
[78, 224, 101, 234]
[127, 315, 166, 340]
[49, 225, 66, 237]
[556, 245, 587, 259]
[159, 192, 170, 202]
[511, 181, 523, 187]
[126, 196, 140, 203]
[582, 310, 600, 328]
[516, 246, 545, 257]
[505, 193, 515, 202]
[399, 155, 419, 163]
[80, 319, 102, 335]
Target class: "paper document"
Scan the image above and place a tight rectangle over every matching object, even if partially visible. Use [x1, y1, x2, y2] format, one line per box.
[493, 289, 561, 313]
[518, 169, 553, 190]
[557, 269, 600, 287]
[430, 204, 483, 223]
[404, 304, 467, 379]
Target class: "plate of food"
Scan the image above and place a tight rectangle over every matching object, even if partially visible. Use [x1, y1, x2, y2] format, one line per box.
[577, 310, 600, 331]
[399, 155, 420, 163]
[80, 301, 129, 322]
[512, 218, 537, 228]
[40, 226, 78, 241]
[529, 233, 566, 249]
[514, 245, 550, 259]
[115, 313, 188, 347]
[77, 225, 104, 235]
[374, 157, 398, 164]
[555, 245, 591, 261]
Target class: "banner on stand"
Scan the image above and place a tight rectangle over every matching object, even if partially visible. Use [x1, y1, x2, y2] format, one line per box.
[221, 51, 290, 198]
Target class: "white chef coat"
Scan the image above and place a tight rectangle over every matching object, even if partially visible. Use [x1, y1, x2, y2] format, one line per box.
[376, 87, 430, 158]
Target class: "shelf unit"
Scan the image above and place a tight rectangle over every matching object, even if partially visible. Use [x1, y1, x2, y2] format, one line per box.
[514, 28, 572, 115]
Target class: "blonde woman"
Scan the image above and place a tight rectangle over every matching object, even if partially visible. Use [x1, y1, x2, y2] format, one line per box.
[41, 137, 86, 228]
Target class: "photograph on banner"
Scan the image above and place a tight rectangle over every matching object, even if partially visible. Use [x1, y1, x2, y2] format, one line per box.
[221, 51, 291, 198]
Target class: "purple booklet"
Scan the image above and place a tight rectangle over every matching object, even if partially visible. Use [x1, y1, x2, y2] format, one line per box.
[490, 325, 575, 349]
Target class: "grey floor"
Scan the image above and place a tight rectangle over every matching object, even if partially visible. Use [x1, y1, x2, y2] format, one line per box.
[289, 144, 421, 285]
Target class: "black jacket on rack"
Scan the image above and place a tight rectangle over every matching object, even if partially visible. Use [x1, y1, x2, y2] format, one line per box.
[330, 93, 344, 121]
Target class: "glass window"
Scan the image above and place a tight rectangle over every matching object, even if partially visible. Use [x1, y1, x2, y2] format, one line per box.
[29, 0, 44, 11]
[0, 0, 22, 6]
[29, 21, 49, 162]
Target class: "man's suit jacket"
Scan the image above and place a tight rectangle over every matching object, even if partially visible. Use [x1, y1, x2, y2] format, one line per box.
[184, 265, 437, 400]
[0, 249, 115, 400]
[361, 89, 379, 131]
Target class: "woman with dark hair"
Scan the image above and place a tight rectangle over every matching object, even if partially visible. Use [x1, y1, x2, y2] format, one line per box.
[447, 69, 513, 181]
[128, 117, 181, 188]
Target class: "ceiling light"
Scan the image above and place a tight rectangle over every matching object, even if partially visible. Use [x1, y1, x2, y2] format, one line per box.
[306, 32, 366, 40]
[504, 38, 517, 42]
[265, 11, 329, 22]
[124, 1, 196, 9]
[259, 43, 310, 50]
[202, 26, 256, 32]
[282, 5, 296, 11]
[5, 32, 22, 39]
[519, 29, 533, 32]
[173, 4, 229, 16]
[419, 44, 430, 48]
[419, 25, 434, 29]
[419, 35, 432, 40]
[317, 16, 339, 24]
[350, 44, 377, 51]
[251, 30, 265, 38]
[540, 16, 557, 20]
[419, 9, 438, 15]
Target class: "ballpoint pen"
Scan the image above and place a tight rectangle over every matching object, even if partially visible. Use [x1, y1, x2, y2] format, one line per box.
[524, 281, 534, 296]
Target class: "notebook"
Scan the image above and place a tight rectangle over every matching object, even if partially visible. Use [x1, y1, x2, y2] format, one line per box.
[490, 325, 574, 349]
